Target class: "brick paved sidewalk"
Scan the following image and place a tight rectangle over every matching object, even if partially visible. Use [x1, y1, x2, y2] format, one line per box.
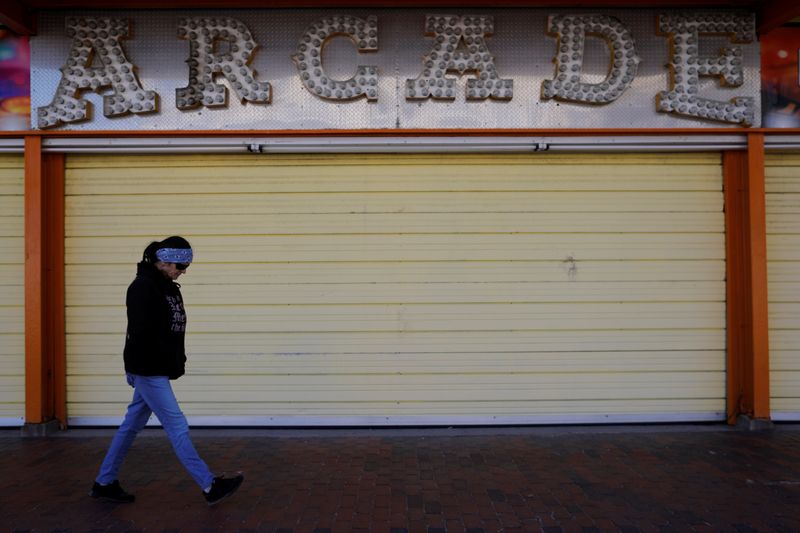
[1, 425, 799, 532]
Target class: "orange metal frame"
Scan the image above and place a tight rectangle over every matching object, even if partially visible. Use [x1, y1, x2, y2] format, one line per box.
[723, 135, 771, 424]
[19, 127, 779, 427]
[746, 133, 771, 420]
[23, 137, 44, 425]
[23, 136, 65, 428]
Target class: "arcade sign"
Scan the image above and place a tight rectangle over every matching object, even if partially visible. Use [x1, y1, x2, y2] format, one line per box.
[31, 10, 760, 130]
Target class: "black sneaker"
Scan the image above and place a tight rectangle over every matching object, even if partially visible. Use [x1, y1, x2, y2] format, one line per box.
[203, 474, 244, 506]
[89, 480, 135, 503]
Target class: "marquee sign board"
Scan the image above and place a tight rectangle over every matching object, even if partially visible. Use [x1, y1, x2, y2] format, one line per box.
[30, 9, 762, 130]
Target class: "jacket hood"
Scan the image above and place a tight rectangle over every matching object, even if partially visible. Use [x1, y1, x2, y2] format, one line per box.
[136, 261, 180, 290]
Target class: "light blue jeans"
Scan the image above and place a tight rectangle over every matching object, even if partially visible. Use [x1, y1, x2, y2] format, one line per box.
[95, 374, 214, 490]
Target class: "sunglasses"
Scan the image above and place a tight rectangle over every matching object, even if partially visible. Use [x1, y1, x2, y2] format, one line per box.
[174, 263, 190, 271]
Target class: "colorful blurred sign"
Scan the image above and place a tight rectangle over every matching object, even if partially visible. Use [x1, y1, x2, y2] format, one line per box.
[762, 26, 800, 128]
[0, 30, 30, 130]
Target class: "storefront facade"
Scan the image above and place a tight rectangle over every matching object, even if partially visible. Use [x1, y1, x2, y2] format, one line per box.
[1, 0, 799, 429]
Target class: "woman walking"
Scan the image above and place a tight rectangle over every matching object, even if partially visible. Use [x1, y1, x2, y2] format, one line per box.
[90, 236, 243, 506]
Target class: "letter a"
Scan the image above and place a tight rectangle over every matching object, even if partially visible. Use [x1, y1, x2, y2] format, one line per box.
[37, 17, 157, 129]
[406, 15, 512, 101]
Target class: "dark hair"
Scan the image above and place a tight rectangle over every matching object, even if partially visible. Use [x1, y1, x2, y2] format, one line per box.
[142, 236, 192, 264]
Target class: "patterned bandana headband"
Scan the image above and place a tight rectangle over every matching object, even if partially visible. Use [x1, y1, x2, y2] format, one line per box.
[155, 248, 193, 264]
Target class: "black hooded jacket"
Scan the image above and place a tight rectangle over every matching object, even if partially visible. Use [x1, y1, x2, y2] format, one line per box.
[123, 262, 187, 379]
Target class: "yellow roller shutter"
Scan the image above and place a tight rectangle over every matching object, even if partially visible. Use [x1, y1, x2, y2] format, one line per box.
[0, 155, 24, 426]
[65, 152, 726, 425]
[767, 152, 800, 421]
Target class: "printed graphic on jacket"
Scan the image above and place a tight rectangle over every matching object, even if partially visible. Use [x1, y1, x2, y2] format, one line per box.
[165, 294, 186, 333]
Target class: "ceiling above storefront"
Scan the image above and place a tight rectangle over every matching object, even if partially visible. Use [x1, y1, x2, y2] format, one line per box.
[2, 0, 800, 36]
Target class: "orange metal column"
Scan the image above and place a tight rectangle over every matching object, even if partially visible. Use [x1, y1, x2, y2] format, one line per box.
[24, 136, 45, 425]
[723, 134, 771, 425]
[746, 133, 770, 420]
[44, 152, 66, 427]
[23, 136, 66, 430]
